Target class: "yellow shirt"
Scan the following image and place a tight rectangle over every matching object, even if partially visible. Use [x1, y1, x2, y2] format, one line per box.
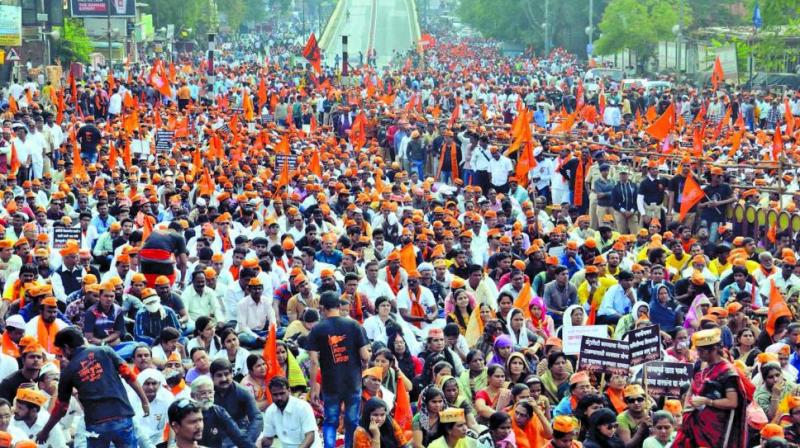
[578, 277, 618, 307]
[665, 253, 691, 274]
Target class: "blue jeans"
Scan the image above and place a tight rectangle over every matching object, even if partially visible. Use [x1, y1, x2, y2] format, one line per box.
[85, 416, 137, 448]
[322, 390, 361, 448]
[238, 330, 267, 349]
[411, 159, 425, 179]
[81, 151, 98, 164]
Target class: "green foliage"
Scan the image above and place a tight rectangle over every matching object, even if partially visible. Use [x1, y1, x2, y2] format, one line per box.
[53, 18, 93, 64]
[219, 0, 246, 31]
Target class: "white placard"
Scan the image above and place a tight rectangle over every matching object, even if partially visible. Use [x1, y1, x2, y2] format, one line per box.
[562, 324, 608, 355]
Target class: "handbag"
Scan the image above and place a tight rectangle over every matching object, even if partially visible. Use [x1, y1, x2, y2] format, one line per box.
[746, 399, 768, 430]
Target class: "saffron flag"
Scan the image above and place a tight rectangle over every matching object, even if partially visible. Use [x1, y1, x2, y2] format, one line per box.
[513, 283, 533, 319]
[395, 377, 413, 431]
[773, 125, 783, 161]
[302, 33, 322, 74]
[645, 103, 675, 141]
[309, 149, 322, 178]
[262, 322, 284, 403]
[711, 56, 725, 90]
[257, 78, 268, 110]
[679, 173, 704, 222]
[766, 279, 792, 336]
[9, 143, 19, 175]
[399, 243, 417, 274]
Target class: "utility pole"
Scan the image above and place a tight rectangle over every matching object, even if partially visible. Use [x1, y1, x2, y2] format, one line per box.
[107, 0, 113, 64]
[544, 0, 549, 54]
[342, 35, 348, 76]
[678, 0, 683, 72]
[588, 0, 593, 47]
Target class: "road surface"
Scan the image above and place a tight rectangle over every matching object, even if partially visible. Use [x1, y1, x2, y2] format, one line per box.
[324, 0, 417, 68]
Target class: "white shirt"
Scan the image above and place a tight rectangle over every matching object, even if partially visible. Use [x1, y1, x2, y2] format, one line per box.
[363, 315, 391, 344]
[396, 285, 436, 328]
[356, 277, 396, 306]
[108, 92, 123, 115]
[236, 295, 275, 336]
[261, 396, 321, 448]
[488, 155, 514, 186]
[9, 409, 67, 448]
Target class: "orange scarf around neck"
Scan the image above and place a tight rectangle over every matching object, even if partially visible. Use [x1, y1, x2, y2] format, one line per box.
[37, 317, 57, 354]
[573, 157, 591, 207]
[1, 332, 19, 358]
[408, 286, 426, 328]
[386, 267, 402, 295]
[437, 142, 459, 181]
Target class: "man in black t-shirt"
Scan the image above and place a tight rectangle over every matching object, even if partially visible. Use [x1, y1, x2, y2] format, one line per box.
[667, 159, 697, 231]
[698, 167, 735, 243]
[140, 221, 189, 289]
[76, 116, 102, 164]
[307, 291, 370, 448]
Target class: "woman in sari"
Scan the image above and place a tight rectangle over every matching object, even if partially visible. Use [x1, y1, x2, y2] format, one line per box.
[276, 340, 308, 394]
[648, 285, 681, 332]
[506, 308, 536, 350]
[438, 375, 481, 432]
[428, 408, 478, 448]
[510, 400, 552, 448]
[354, 397, 411, 448]
[540, 352, 570, 405]
[240, 354, 269, 411]
[556, 305, 586, 339]
[682, 294, 711, 332]
[388, 331, 423, 382]
[506, 352, 532, 387]
[413, 386, 446, 448]
[447, 289, 475, 335]
[527, 297, 554, 339]
[372, 348, 413, 396]
[489, 335, 514, 367]
[475, 365, 513, 424]
[673, 328, 749, 448]
[466, 304, 496, 348]
[458, 350, 488, 402]
[729, 327, 760, 369]
[754, 361, 799, 422]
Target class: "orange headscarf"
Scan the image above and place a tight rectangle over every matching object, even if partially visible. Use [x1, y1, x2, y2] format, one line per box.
[512, 408, 549, 448]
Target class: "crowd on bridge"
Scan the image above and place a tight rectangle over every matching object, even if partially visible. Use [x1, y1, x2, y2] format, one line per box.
[0, 8, 799, 448]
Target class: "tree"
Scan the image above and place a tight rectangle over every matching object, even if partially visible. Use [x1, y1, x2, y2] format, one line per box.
[594, 0, 692, 72]
[52, 18, 93, 64]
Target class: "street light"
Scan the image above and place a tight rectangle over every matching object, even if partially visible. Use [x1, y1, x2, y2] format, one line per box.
[672, 24, 681, 71]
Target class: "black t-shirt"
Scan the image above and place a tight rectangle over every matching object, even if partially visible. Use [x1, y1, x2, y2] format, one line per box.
[141, 230, 188, 262]
[700, 183, 732, 222]
[77, 124, 102, 154]
[638, 176, 667, 205]
[307, 315, 368, 395]
[58, 345, 134, 424]
[669, 174, 689, 213]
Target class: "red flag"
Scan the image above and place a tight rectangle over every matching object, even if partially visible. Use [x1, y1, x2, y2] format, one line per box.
[679, 173, 704, 222]
[309, 113, 318, 134]
[645, 103, 675, 141]
[302, 33, 322, 74]
[711, 56, 725, 90]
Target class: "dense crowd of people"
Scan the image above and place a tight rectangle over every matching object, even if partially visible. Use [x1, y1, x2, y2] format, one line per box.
[0, 7, 800, 448]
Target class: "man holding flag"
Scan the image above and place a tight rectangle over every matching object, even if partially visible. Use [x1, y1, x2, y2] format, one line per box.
[697, 166, 736, 243]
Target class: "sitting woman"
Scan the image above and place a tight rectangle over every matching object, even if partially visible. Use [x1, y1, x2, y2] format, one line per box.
[438, 375, 480, 432]
[583, 408, 625, 448]
[151, 327, 183, 368]
[755, 360, 799, 422]
[540, 351, 571, 405]
[240, 354, 269, 412]
[213, 327, 250, 381]
[642, 410, 675, 448]
[648, 285, 682, 333]
[476, 411, 515, 448]
[362, 366, 396, 414]
[276, 340, 308, 395]
[458, 350, 488, 402]
[447, 289, 475, 335]
[475, 365, 512, 424]
[556, 305, 586, 339]
[428, 407, 476, 448]
[527, 297, 555, 339]
[613, 301, 649, 340]
[354, 397, 411, 448]
[372, 348, 413, 396]
[664, 327, 694, 363]
[488, 335, 514, 367]
[510, 400, 552, 448]
[505, 308, 537, 351]
[505, 352, 532, 387]
[730, 327, 760, 370]
[413, 386, 446, 448]
[186, 316, 221, 358]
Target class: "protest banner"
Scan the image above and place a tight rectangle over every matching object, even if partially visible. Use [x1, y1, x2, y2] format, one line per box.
[155, 130, 174, 151]
[644, 362, 694, 400]
[52, 227, 83, 249]
[624, 324, 662, 366]
[577, 336, 631, 376]
[562, 325, 608, 355]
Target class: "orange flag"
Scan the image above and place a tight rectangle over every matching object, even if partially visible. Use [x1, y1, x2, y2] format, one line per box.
[773, 125, 783, 161]
[8, 95, 18, 114]
[257, 78, 268, 110]
[72, 143, 85, 176]
[645, 103, 675, 141]
[711, 56, 725, 90]
[310, 113, 318, 134]
[767, 222, 778, 244]
[766, 279, 792, 336]
[785, 99, 795, 136]
[679, 173, 704, 222]
[645, 105, 657, 122]
[243, 91, 255, 121]
[448, 98, 461, 128]
[108, 142, 118, 169]
[635, 110, 643, 130]
[200, 167, 215, 196]
[431, 105, 441, 119]
[394, 376, 413, 431]
[9, 143, 19, 176]
[142, 215, 154, 242]
[728, 129, 744, 158]
[107, 72, 116, 92]
[123, 139, 132, 169]
[309, 150, 322, 177]
[399, 243, 417, 273]
[262, 322, 284, 386]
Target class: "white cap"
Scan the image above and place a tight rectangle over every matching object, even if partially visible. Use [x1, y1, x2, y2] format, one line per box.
[5, 314, 25, 330]
[196, 197, 208, 207]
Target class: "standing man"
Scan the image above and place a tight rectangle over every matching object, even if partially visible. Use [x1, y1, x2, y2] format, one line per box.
[308, 291, 370, 448]
[36, 327, 150, 448]
[487, 147, 514, 194]
[636, 160, 668, 228]
[76, 116, 102, 164]
[611, 167, 639, 235]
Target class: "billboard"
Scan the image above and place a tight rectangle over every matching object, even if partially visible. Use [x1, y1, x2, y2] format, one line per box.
[70, 0, 135, 17]
[0, 5, 22, 47]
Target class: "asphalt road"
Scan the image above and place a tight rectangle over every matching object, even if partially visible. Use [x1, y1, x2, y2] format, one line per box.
[325, 0, 416, 68]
